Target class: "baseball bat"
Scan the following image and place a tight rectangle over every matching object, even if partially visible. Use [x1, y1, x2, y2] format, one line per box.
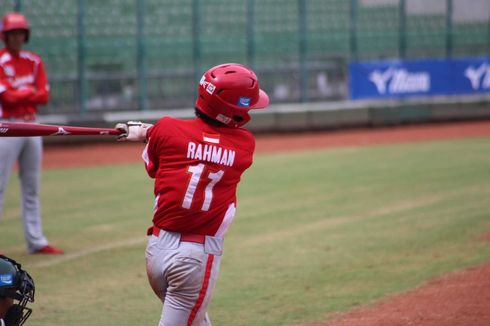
[0, 121, 123, 137]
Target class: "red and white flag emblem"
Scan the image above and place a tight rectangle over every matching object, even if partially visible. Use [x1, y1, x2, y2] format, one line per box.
[202, 132, 220, 144]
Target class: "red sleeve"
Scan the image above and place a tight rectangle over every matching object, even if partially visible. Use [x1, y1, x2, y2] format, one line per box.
[249, 131, 256, 154]
[0, 66, 35, 105]
[143, 125, 160, 179]
[0, 87, 35, 105]
[28, 59, 49, 105]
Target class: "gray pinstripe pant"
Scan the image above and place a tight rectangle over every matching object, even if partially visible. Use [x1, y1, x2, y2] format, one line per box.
[0, 135, 48, 252]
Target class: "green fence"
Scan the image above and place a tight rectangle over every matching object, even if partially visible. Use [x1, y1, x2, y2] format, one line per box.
[1, 0, 489, 116]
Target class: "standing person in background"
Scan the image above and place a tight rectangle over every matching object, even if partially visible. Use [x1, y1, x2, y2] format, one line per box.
[0, 12, 63, 255]
[116, 63, 269, 325]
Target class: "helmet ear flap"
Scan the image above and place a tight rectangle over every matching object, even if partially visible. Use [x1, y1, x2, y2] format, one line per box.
[233, 115, 244, 123]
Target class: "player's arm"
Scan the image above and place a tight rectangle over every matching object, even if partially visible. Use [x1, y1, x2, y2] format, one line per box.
[115, 120, 159, 177]
[0, 68, 35, 105]
[28, 59, 49, 105]
[143, 125, 160, 178]
[0, 87, 34, 105]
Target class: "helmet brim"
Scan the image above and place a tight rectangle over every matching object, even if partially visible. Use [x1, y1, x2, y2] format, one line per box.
[250, 89, 269, 109]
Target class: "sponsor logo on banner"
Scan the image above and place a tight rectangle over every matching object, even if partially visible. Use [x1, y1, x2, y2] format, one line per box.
[350, 57, 490, 100]
[464, 63, 490, 90]
[369, 68, 431, 95]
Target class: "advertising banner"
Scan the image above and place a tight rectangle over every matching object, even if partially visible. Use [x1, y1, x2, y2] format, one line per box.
[349, 57, 490, 100]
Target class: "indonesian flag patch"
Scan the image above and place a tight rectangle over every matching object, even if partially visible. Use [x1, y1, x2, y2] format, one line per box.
[202, 132, 220, 144]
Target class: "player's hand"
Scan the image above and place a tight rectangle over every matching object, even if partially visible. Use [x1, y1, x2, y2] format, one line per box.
[115, 121, 153, 142]
[115, 123, 129, 140]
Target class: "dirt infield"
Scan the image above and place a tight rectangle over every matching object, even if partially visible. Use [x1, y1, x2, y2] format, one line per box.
[42, 120, 490, 325]
[324, 264, 490, 326]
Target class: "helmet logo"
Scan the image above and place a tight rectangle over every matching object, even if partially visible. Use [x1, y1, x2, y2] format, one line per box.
[237, 96, 251, 107]
[199, 76, 216, 94]
[0, 273, 13, 285]
[206, 83, 216, 94]
[216, 114, 232, 124]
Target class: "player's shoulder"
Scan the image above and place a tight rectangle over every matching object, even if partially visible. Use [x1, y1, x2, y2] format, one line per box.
[0, 48, 12, 66]
[156, 116, 179, 125]
[150, 116, 187, 137]
[154, 116, 184, 130]
[234, 126, 255, 142]
[237, 126, 254, 137]
[19, 50, 43, 64]
[220, 126, 255, 152]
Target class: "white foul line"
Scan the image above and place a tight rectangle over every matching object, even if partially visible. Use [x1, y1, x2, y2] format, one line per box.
[32, 237, 147, 269]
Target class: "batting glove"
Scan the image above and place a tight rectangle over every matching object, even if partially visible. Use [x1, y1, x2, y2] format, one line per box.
[115, 121, 153, 142]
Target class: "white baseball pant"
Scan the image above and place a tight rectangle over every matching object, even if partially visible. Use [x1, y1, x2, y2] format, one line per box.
[0, 134, 48, 252]
[145, 229, 223, 326]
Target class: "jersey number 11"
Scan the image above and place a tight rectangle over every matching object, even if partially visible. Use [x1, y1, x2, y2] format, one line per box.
[183, 163, 224, 211]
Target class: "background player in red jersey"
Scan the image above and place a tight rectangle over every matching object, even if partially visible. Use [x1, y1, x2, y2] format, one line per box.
[116, 63, 269, 325]
[0, 12, 63, 255]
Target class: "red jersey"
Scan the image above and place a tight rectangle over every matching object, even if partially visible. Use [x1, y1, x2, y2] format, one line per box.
[143, 116, 255, 237]
[0, 48, 49, 119]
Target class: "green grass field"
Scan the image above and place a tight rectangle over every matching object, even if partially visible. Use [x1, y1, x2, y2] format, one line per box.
[1, 137, 490, 326]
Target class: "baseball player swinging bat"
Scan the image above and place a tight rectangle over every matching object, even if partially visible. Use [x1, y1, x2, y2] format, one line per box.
[0, 121, 123, 137]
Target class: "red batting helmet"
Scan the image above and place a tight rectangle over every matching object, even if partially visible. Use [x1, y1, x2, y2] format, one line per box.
[1, 12, 30, 43]
[196, 63, 269, 128]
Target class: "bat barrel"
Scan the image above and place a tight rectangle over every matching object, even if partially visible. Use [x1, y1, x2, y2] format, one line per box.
[0, 122, 123, 137]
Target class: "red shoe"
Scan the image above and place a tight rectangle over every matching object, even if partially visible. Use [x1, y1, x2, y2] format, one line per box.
[35, 245, 64, 255]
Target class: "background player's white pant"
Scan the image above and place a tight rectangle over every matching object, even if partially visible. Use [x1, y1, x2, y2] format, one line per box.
[146, 230, 222, 326]
[0, 136, 48, 252]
